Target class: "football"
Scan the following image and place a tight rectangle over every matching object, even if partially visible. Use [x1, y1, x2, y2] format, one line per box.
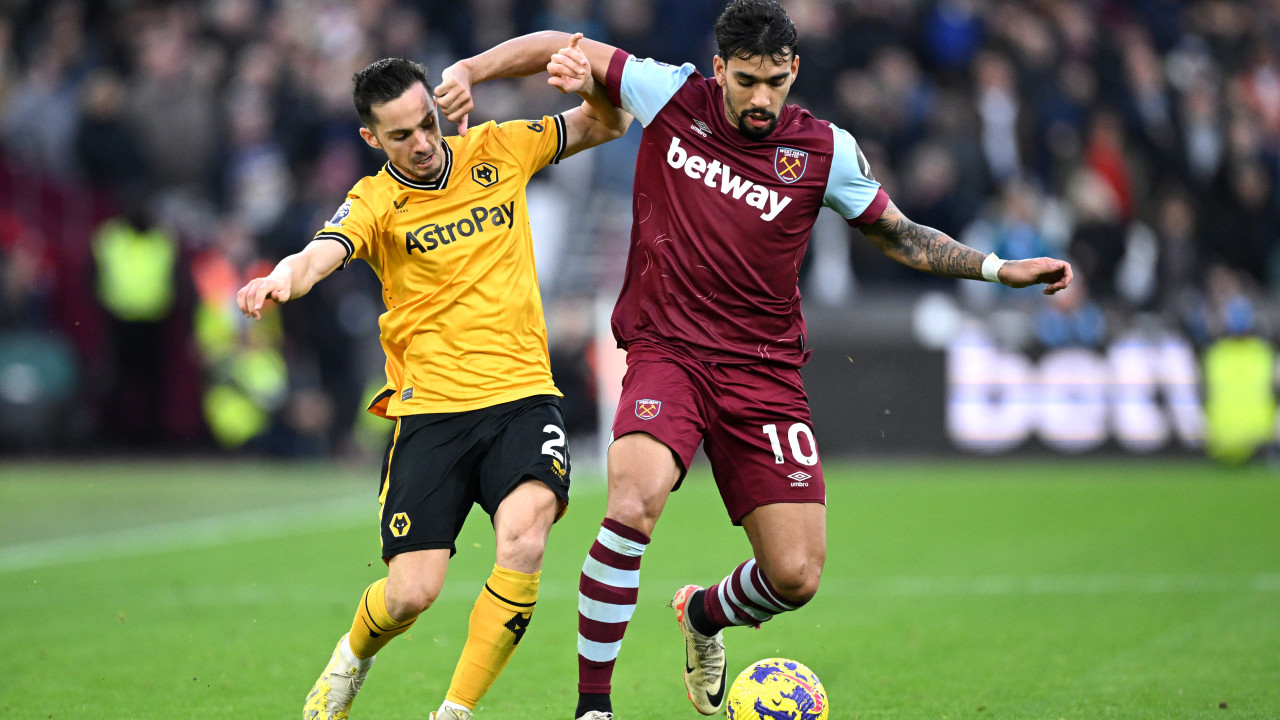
[725, 657, 828, 720]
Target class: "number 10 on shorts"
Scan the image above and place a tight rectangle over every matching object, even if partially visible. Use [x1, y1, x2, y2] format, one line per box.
[761, 423, 819, 466]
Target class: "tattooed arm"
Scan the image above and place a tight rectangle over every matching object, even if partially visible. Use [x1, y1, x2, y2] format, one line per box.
[860, 198, 1074, 295]
[861, 198, 984, 279]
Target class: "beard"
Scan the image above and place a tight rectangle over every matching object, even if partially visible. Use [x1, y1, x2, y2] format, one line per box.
[736, 110, 778, 140]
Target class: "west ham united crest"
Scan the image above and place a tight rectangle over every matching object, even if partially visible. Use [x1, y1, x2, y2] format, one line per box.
[774, 147, 808, 184]
[635, 399, 661, 420]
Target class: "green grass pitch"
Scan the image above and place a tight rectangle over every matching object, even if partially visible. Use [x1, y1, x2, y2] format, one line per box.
[1, 457, 1277, 719]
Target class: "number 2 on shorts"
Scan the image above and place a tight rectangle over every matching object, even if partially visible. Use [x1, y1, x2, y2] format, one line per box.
[541, 423, 566, 463]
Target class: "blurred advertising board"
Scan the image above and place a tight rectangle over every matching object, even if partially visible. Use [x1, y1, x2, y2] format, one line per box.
[806, 322, 1216, 457]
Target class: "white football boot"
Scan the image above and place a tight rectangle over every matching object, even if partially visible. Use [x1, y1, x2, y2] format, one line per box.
[429, 706, 472, 720]
[671, 584, 726, 715]
[303, 633, 373, 720]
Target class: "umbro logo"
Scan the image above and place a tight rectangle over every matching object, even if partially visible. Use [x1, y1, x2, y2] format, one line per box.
[788, 470, 811, 487]
[690, 118, 712, 137]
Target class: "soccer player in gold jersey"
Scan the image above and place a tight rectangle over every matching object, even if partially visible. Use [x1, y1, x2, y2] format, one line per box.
[236, 36, 629, 720]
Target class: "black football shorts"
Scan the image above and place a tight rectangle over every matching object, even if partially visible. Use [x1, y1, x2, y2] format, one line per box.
[377, 394, 571, 559]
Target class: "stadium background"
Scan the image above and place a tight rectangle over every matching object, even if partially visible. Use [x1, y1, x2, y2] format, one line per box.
[0, 0, 1277, 464]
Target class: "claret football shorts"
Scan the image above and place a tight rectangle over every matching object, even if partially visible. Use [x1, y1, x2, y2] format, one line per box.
[611, 341, 825, 524]
[378, 394, 571, 559]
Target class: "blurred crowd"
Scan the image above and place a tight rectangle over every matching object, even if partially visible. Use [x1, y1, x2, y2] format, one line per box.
[0, 0, 1277, 457]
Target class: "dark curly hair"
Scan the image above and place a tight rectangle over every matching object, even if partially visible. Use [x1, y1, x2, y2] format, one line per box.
[352, 58, 429, 127]
[714, 0, 798, 64]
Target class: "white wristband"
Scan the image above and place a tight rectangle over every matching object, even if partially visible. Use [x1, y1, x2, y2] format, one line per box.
[981, 252, 1007, 283]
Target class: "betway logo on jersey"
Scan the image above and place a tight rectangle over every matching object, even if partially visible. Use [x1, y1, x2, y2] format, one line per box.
[666, 137, 792, 221]
[405, 201, 515, 254]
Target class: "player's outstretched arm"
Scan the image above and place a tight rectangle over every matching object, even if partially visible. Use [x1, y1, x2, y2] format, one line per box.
[435, 31, 619, 135]
[861, 198, 1073, 294]
[236, 239, 347, 320]
[551, 33, 632, 157]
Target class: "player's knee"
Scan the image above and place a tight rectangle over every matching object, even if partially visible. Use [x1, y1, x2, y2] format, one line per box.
[495, 529, 549, 573]
[604, 492, 663, 535]
[384, 582, 439, 621]
[495, 486, 556, 572]
[768, 560, 823, 606]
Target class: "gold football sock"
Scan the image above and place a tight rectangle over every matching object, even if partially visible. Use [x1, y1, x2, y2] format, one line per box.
[444, 564, 540, 708]
[348, 577, 416, 659]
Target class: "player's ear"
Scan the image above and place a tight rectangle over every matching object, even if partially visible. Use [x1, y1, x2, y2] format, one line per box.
[359, 126, 381, 150]
[713, 55, 726, 86]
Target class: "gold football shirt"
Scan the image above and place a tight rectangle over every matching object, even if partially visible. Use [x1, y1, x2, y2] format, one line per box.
[314, 115, 568, 417]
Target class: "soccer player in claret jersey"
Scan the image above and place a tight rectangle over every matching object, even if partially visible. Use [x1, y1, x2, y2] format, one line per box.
[236, 38, 629, 720]
[436, 2, 1072, 719]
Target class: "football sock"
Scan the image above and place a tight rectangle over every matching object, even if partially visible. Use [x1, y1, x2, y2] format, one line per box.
[577, 518, 649, 695]
[444, 564, 540, 709]
[437, 699, 471, 716]
[338, 634, 373, 670]
[348, 577, 416, 659]
[575, 692, 612, 717]
[686, 588, 719, 637]
[701, 558, 800, 630]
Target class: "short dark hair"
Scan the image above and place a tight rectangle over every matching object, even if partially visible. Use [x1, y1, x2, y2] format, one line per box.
[714, 0, 798, 64]
[352, 58, 429, 127]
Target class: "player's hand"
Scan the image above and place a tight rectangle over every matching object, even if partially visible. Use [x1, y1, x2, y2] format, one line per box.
[435, 62, 473, 136]
[547, 33, 591, 94]
[236, 275, 291, 320]
[998, 257, 1074, 295]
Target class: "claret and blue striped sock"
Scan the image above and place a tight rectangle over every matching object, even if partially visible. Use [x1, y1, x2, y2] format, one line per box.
[699, 558, 799, 631]
[575, 518, 649, 714]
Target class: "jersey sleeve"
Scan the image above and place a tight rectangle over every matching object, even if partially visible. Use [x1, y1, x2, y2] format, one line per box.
[313, 181, 378, 268]
[605, 49, 698, 127]
[823, 123, 889, 226]
[492, 114, 568, 178]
